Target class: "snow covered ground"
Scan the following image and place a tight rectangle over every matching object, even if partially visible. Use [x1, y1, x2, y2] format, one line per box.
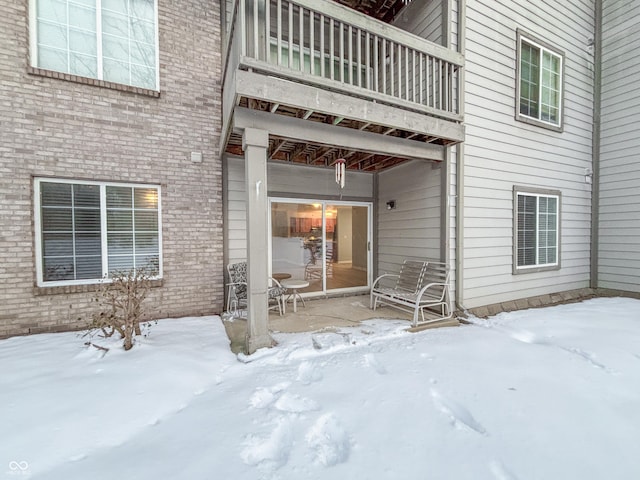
[1, 297, 640, 480]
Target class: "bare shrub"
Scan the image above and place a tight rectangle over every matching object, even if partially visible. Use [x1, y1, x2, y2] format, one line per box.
[89, 268, 152, 351]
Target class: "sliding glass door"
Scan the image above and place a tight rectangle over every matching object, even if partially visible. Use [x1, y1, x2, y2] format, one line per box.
[270, 200, 324, 294]
[270, 199, 371, 295]
[325, 204, 369, 290]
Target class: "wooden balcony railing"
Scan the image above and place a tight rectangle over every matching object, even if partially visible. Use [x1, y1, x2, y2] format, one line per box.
[225, 0, 464, 122]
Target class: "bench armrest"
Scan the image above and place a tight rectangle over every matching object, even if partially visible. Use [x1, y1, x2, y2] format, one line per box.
[371, 273, 399, 290]
[416, 282, 449, 303]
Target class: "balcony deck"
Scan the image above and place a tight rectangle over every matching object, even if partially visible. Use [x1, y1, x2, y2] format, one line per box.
[222, 0, 464, 171]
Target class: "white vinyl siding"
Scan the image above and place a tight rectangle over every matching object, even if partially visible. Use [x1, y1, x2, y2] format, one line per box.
[393, 0, 459, 51]
[598, 1, 640, 293]
[393, 0, 443, 46]
[30, 0, 159, 90]
[461, 0, 593, 308]
[35, 178, 162, 286]
[389, 0, 458, 298]
[377, 160, 441, 275]
[515, 190, 559, 271]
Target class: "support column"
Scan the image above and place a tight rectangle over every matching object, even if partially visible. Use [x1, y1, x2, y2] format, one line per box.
[242, 127, 273, 354]
[441, 146, 451, 265]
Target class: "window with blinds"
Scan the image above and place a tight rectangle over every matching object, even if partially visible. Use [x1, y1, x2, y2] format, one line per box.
[35, 179, 161, 286]
[515, 190, 559, 271]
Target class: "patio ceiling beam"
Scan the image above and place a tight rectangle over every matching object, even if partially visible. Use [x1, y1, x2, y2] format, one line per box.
[234, 107, 445, 162]
[234, 70, 464, 143]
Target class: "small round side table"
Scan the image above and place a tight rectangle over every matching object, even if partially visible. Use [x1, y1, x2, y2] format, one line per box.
[280, 279, 309, 313]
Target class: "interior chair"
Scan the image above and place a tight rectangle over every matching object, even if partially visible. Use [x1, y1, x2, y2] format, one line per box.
[304, 242, 334, 280]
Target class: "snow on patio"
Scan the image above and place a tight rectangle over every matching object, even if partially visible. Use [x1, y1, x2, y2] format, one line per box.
[1, 297, 640, 479]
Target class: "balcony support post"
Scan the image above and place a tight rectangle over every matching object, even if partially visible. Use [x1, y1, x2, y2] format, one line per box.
[242, 127, 274, 354]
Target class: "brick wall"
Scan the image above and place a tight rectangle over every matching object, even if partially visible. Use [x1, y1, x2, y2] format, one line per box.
[0, 0, 224, 337]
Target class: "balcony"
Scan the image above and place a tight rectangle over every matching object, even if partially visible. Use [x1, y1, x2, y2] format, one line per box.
[222, 0, 465, 170]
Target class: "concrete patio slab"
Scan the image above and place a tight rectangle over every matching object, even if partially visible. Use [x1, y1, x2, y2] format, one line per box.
[222, 294, 459, 353]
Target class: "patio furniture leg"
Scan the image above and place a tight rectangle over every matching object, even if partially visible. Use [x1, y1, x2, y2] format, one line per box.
[281, 279, 309, 313]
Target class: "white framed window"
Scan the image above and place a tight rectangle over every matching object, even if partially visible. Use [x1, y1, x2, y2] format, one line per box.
[29, 0, 159, 91]
[34, 178, 162, 286]
[516, 30, 564, 130]
[514, 187, 560, 273]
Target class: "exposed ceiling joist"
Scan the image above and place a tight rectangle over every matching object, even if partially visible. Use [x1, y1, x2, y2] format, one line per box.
[342, 150, 360, 160]
[325, 151, 344, 166]
[268, 138, 286, 160]
[347, 152, 375, 168]
[311, 146, 335, 165]
[288, 142, 308, 162]
[334, 0, 412, 23]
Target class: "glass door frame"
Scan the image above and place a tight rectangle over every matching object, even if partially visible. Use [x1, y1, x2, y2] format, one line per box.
[268, 197, 373, 297]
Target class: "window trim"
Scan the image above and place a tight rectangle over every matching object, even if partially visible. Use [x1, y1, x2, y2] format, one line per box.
[515, 29, 565, 132]
[34, 177, 163, 287]
[512, 186, 561, 275]
[28, 0, 160, 92]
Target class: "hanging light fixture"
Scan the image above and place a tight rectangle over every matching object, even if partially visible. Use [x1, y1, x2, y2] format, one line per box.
[335, 158, 346, 189]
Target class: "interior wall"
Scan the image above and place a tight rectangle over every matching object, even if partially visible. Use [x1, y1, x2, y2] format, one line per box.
[352, 206, 369, 270]
[336, 207, 353, 262]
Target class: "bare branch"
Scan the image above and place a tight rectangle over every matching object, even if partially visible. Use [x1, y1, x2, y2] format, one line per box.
[87, 267, 152, 352]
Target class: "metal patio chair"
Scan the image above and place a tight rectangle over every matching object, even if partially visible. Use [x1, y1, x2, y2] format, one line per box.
[226, 261, 287, 316]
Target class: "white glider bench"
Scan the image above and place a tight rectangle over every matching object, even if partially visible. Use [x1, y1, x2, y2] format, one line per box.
[370, 260, 452, 327]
